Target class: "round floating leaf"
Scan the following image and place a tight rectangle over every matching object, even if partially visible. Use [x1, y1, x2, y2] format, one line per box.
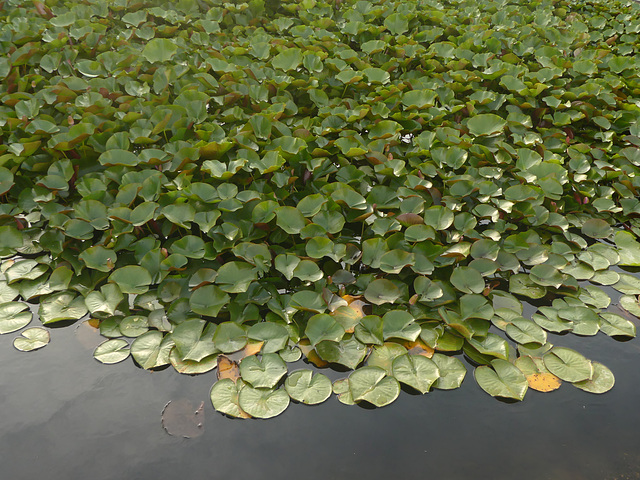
[285, 370, 332, 405]
[382, 310, 421, 342]
[39, 291, 88, 324]
[248, 322, 289, 354]
[467, 113, 507, 136]
[332, 377, 355, 405]
[316, 336, 367, 369]
[0, 166, 14, 195]
[170, 349, 218, 375]
[599, 313, 636, 338]
[392, 354, 440, 394]
[93, 338, 130, 364]
[84, 283, 123, 317]
[79, 246, 117, 272]
[355, 315, 384, 346]
[142, 38, 178, 63]
[119, 315, 149, 337]
[528, 373, 562, 392]
[432, 353, 467, 390]
[305, 313, 345, 346]
[543, 347, 593, 383]
[509, 274, 547, 299]
[109, 266, 152, 294]
[450, 267, 485, 294]
[364, 279, 402, 305]
[573, 362, 615, 394]
[189, 284, 230, 318]
[0, 301, 32, 334]
[506, 318, 547, 346]
[348, 366, 400, 407]
[213, 322, 247, 353]
[238, 386, 290, 419]
[131, 330, 173, 369]
[215, 262, 257, 294]
[98, 149, 140, 167]
[239, 353, 287, 389]
[368, 343, 408, 375]
[581, 219, 613, 239]
[210, 378, 251, 419]
[13, 327, 50, 352]
[474, 359, 528, 401]
[279, 345, 302, 363]
[619, 295, 640, 317]
[276, 206, 306, 234]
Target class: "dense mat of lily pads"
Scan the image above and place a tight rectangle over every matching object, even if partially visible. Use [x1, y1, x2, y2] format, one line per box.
[1, 0, 640, 418]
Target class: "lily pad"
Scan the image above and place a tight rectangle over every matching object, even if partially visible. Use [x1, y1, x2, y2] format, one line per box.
[391, 354, 440, 394]
[573, 362, 615, 394]
[93, 338, 130, 364]
[543, 347, 593, 383]
[348, 366, 400, 408]
[284, 370, 332, 404]
[14, 327, 50, 352]
[239, 353, 287, 389]
[431, 354, 467, 390]
[210, 378, 251, 419]
[238, 386, 290, 419]
[474, 359, 528, 401]
[0, 302, 32, 334]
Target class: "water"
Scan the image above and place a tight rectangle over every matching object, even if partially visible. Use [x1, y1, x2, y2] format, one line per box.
[1, 321, 639, 480]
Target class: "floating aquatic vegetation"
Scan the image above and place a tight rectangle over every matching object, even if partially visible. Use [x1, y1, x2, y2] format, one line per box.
[0, 0, 640, 419]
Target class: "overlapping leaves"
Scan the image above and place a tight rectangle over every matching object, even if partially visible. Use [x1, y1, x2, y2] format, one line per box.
[0, 0, 639, 418]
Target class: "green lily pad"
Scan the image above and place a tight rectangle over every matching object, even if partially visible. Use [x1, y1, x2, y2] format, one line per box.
[189, 284, 230, 317]
[474, 359, 528, 401]
[170, 349, 218, 375]
[367, 342, 408, 375]
[316, 336, 367, 369]
[354, 315, 384, 346]
[450, 267, 485, 294]
[39, 291, 88, 324]
[467, 113, 507, 136]
[93, 338, 130, 364]
[506, 318, 547, 346]
[348, 366, 400, 408]
[364, 279, 402, 305]
[248, 322, 289, 354]
[109, 266, 152, 295]
[0, 302, 32, 334]
[581, 219, 613, 239]
[14, 327, 50, 352]
[131, 330, 173, 369]
[391, 354, 440, 394]
[573, 362, 615, 394]
[142, 38, 178, 63]
[382, 310, 421, 342]
[305, 313, 345, 346]
[239, 353, 287, 389]
[599, 313, 636, 338]
[284, 370, 332, 404]
[238, 386, 290, 419]
[432, 353, 467, 390]
[213, 322, 247, 353]
[543, 347, 593, 383]
[210, 378, 250, 419]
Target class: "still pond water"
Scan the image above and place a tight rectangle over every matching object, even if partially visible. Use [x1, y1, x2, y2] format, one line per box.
[1, 311, 639, 480]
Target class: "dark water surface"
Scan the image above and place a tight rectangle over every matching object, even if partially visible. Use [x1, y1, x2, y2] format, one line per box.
[1, 321, 639, 480]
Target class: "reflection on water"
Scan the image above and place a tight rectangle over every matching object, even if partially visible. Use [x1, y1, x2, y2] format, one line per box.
[0, 320, 639, 480]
